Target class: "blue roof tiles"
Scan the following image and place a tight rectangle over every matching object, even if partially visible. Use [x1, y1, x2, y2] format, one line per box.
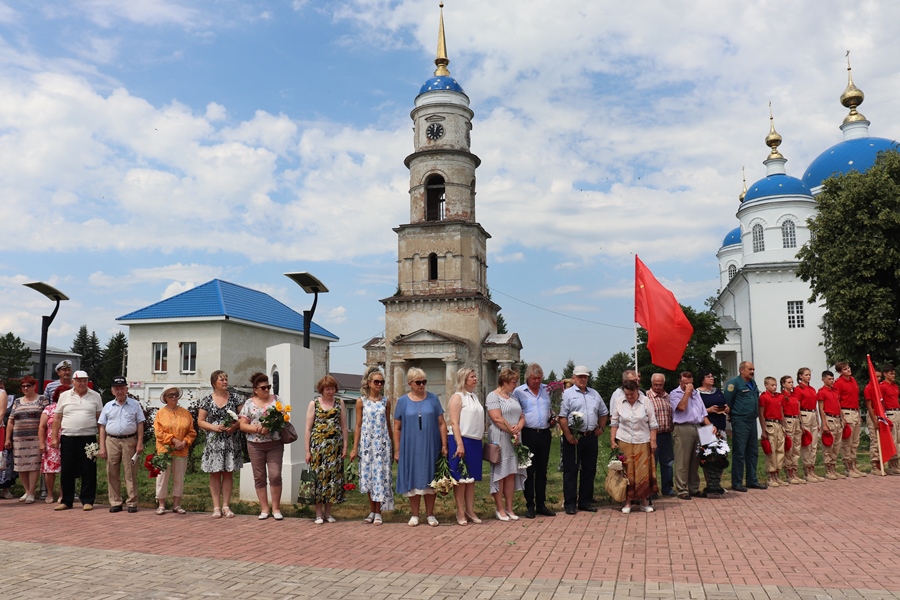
[117, 279, 338, 340]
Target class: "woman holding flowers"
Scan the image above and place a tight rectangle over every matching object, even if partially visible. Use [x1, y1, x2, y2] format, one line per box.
[240, 372, 286, 521]
[304, 374, 347, 524]
[698, 370, 729, 496]
[154, 385, 197, 515]
[609, 379, 657, 514]
[197, 370, 244, 518]
[394, 367, 448, 527]
[4, 376, 49, 503]
[486, 368, 526, 521]
[350, 367, 393, 524]
[447, 367, 484, 525]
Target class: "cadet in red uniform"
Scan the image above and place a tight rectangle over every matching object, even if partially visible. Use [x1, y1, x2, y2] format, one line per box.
[818, 370, 845, 480]
[760, 377, 787, 487]
[880, 365, 900, 475]
[833, 361, 866, 477]
[865, 367, 885, 474]
[795, 368, 822, 482]
[780, 376, 803, 484]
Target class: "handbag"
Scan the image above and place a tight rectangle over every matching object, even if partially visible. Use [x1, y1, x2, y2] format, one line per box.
[296, 468, 315, 504]
[604, 468, 628, 503]
[280, 421, 298, 445]
[483, 439, 501, 464]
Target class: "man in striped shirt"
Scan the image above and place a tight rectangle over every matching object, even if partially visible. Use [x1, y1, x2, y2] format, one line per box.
[647, 373, 675, 497]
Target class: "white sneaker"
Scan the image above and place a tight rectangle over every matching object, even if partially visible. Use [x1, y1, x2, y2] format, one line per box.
[621, 505, 631, 514]
[639, 505, 654, 513]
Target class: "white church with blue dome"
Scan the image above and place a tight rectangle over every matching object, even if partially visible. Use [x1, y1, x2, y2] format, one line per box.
[713, 65, 898, 380]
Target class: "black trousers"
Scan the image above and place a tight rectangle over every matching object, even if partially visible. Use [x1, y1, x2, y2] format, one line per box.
[562, 433, 598, 510]
[60, 435, 97, 507]
[521, 427, 551, 510]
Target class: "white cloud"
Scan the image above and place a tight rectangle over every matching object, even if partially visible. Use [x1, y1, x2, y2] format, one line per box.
[161, 281, 194, 299]
[327, 306, 347, 324]
[543, 285, 583, 297]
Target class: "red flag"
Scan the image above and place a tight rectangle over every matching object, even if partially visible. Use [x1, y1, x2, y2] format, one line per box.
[867, 354, 897, 464]
[634, 255, 693, 370]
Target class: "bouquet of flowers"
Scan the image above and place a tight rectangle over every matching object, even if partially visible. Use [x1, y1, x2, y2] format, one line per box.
[513, 435, 534, 468]
[84, 442, 100, 461]
[429, 454, 457, 495]
[260, 400, 291, 432]
[607, 452, 626, 472]
[569, 412, 585, 440]
[220, 409, 240, 429]
[343, 460, 358, 491]
[698, 436, 730, 469]
[144, 448, 174, 478]
[456, 456, 475, 484]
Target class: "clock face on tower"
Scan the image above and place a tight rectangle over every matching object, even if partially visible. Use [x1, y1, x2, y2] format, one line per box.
[425, 123, 445, 140]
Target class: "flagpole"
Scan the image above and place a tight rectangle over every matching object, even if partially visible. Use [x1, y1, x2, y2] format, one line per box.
[634, 322, 639, 373]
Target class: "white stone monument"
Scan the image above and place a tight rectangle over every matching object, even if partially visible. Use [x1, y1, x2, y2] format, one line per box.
[239, 342, 314, 504]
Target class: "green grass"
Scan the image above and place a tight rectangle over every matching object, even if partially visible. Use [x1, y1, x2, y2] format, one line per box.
[9, 432, 876, 520]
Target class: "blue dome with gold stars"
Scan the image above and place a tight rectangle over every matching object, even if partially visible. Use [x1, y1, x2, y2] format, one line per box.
[419, 75, 465, 95]
[803, 137, 898, 190]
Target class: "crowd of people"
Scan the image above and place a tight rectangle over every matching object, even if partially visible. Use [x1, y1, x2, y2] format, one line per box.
[1, 357, 892, 523]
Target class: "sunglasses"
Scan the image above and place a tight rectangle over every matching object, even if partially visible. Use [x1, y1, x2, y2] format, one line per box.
[20, 384, 33, 388]
[256, 385, 272, 391]
[165, 393, 180, 398]
[371, 380, 385, 385]
[412, 380, 427, 386]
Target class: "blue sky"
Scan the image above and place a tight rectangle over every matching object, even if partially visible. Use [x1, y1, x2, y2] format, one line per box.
[2, 1, 899, 378]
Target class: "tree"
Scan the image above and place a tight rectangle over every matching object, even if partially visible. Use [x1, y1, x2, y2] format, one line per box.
[545, 370, 558, 382]
[636, 304, 727, 391]
[71, 325, 104, 384]
[797, 149, 900, 369]
[594, 351, 635, 400]
[496, 313, 508, 334]
[562, 359, 575, 379]
[98, 332, 128, 402]
[0, 332, 32, 394]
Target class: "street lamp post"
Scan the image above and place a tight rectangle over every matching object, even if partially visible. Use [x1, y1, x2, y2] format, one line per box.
[23, 282, 69, 393]
[284, 273, 329, 349]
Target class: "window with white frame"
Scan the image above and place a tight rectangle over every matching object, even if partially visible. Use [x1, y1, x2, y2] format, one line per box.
[181, 342, 197, 373]
[787, 301, 805, 329]
[728, 264, 737, 281]
[152, 342, 168, 372]
[752, 224, 765, 252]
[782, 219, 797, 248]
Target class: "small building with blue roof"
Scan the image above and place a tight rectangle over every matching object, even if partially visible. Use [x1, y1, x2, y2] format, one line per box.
[117, 279, 338, 404]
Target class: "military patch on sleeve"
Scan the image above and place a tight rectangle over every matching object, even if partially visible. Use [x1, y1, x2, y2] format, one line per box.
[727, 384, 734, 392]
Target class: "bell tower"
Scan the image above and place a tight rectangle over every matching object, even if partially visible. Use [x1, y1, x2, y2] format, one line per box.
[364, 4, 521, 404]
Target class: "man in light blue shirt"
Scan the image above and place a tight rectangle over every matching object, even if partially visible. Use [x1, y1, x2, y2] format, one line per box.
[513, 363, 556, 518]
[668, 371, 715, 500]
[558, 365, 609, 514]
[98, 376, 145, 513]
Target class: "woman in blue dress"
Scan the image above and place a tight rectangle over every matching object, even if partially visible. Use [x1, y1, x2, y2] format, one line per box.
[393, 367, 447, 527]
[350, 367, 394, 525]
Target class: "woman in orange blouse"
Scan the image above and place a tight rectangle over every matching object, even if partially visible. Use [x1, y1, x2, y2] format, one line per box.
[154, 385, 197, 515]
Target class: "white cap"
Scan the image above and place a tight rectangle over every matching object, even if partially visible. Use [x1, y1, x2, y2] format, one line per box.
[573, 365, 590, 376]
[73, 370, 89, 379]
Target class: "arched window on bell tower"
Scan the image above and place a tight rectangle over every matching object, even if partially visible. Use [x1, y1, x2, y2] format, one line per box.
[425, 175, 445, 221]
[428, 253, 438, 280]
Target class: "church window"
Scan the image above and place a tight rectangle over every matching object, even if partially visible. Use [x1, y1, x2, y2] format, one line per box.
[425, 175, 445, 221]
[781, 220, 797, 248]
[787, 301, 805, 329]
[428, 253, 438, 280]
[728, 264, 737, 281]
[752, 224, 765, 253]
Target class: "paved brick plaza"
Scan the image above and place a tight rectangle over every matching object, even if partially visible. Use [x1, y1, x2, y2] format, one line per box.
[2, 475, 900, 599]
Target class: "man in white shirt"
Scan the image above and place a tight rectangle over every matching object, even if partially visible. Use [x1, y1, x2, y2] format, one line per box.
[51, 370, 103, 511]
[98, 376, 145, 513]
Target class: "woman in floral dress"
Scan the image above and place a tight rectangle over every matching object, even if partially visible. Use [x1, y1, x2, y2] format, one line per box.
[4, 376, 50, 503]
[350, 367, 393, 524]
[197, 370, 244, 518]
[239, 372, 284, 521]
[38, 384, 68, 504]
[304, 375, 347, 524]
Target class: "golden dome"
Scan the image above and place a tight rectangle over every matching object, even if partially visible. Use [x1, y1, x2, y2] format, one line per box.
[434, 3, 450, 77]
[840, 53, 866, 124]
[765, 103, 784, 160]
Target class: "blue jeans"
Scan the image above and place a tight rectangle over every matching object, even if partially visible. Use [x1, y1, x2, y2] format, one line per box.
[654, 431, 674, 494]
